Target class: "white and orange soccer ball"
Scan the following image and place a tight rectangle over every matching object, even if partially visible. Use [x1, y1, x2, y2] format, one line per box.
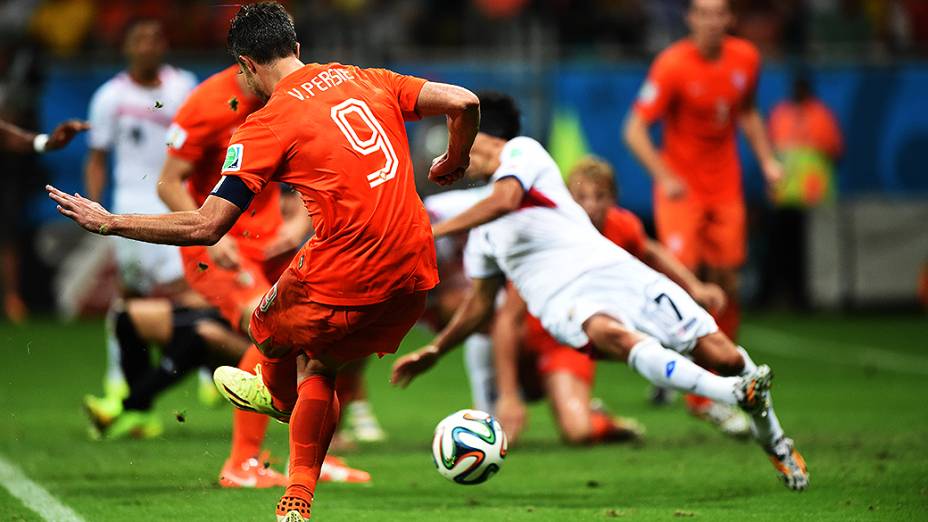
[432, 409, 507, 485]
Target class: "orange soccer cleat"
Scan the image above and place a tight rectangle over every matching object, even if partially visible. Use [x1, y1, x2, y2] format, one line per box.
[319, 455, 371, 484]
[219, 452, 288, 489]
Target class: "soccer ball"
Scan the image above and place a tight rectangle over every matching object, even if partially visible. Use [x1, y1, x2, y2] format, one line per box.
[432, 409, 507, 485]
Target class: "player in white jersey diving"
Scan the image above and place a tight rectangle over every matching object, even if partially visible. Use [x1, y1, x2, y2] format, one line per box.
[83, 18, 203, 405]
[392, 92, 808, 491]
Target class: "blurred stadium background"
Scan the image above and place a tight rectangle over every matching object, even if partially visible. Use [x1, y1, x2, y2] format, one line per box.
[0, 0, 925, 321]
[1, 2, 927, 520]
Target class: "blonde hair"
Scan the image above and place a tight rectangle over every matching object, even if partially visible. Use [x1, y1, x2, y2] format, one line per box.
[567, 156, 617, 197]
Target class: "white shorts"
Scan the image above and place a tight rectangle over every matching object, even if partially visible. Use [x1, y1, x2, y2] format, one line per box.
[111, 237, 184, 295]
[538, 262, 718, 354]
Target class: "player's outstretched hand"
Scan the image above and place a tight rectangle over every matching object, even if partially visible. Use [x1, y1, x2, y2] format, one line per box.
[428, 152, 468, 186]
[692, 282, 727, 313]
[391, 345, 441, 388]
[495, 393, 527, 445]
[46, 185, 113, 235]
[46, 120, 90, 151]
[659, 174, 687, 199]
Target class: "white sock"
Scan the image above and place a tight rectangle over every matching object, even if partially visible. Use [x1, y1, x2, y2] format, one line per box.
[104, 307, 124, 384]
[628, 338, 739, 405]
[463, 333, 496, 413]
[737, 346, 785, 446]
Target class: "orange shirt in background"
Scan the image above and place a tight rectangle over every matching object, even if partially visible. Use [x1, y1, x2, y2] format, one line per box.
[634, 36, 761, 203]
[600, 207, 648, 258]
[221, 63, 438, 306]
[168, 66, 281, 260]
[768, 98, 843, 159]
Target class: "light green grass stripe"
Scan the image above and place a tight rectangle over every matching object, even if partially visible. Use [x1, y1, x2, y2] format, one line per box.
[744, 324, 928, 375]
[0, 455, 85, 522]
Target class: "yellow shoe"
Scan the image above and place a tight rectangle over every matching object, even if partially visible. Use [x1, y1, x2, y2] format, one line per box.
[83, 394, 123, 439]
[214, 364, 291, 423]
[103, 377, 129, 401]
[105, 410, 163, 440]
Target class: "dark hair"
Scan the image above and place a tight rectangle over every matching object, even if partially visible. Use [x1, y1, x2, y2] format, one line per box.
[477, 91, 520, 140]
[227, 2, 298, 65]
[122, 17, 163, 45]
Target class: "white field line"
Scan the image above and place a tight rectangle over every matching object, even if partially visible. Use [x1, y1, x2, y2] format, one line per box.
[743, 324, 928, 376]
[0, 454, 85, 522]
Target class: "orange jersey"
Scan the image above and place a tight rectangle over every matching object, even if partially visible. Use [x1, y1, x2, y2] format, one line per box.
[168, 66, 281, 259]
[221, 63, 438, 306]
[634, 37, 761, 202]
[600, 207, 647, 258]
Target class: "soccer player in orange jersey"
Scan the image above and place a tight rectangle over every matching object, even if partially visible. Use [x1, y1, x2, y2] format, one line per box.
[160, 64, 368, 487]
[623, 0, 782, 417]
[624, 0, 781, 339]
[48, 3, 479, 519]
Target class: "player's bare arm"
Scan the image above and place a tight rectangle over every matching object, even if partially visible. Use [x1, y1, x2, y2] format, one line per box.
[432, 177, 523, 238]
[623, 112, 686, 198]
[84, 148, 109, 202]
[48, 186, 242, 246]
[640, 238, 726, 312]
[415, 82, 480, 186]
[391, 276, 503, 388]
[0, 119, 89, 154]
[492, 285, 529, 443]
[739, 97, 783, 187]
[157, 155, 243, 269]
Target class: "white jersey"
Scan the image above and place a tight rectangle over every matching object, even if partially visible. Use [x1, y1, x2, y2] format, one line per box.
[87, 65, 197, 214]
[425, 186, 492, 264]
[462, 137, 635, 319]
[424, 185, 492, 223]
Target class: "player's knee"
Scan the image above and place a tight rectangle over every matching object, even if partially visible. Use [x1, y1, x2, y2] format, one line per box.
[584, 316, 642, 362]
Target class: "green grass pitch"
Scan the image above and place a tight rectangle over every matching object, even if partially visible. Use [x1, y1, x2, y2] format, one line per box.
[1, 313, 927, 520]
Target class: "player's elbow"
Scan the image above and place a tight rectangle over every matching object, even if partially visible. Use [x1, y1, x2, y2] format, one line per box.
[191, 218, 226, 246]
[449, 88, 479, 116]
[622, 115, 642, 147]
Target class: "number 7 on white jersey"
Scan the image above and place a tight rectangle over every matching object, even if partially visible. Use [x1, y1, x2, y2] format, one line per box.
[330, 98, 399, 188]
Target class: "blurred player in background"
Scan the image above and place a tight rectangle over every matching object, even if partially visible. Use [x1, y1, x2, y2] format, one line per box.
[50, 3, 480, 519]
[623, 0, 782, 416]
[83, 18, 201, 403]
[0, 118, 88, 154]
[393, 92, 808, 492]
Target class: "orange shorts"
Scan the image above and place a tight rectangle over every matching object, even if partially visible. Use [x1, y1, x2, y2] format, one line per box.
[180, 245, 289, 330]
[654, 193, 746, 270]
[523, 315, 595, 385]
[249, 265, 427, 365]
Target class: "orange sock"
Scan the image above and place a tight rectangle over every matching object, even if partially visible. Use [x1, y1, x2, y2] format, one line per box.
[256, 351, 298, 412]
[589, 411, 615, 442]
[229, 346, 270, 464]
[285, 374, 340, 504]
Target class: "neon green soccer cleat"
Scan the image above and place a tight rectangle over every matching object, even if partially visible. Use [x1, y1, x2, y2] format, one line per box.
[214, 364, 291, 424]
[105, 410, 164, 440]
[83, 394, 123, 439]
